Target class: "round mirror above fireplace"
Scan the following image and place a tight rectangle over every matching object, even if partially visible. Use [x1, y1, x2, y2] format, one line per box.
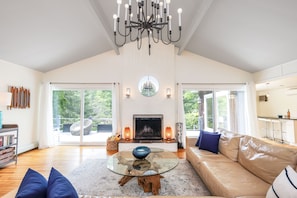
[138, 75, 159, 97]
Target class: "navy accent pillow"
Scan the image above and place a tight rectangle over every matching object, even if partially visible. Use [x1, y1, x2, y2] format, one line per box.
[199, 132, 221, 154]
[47, 167, 79, 198]
[16, 168, 47, 198]
[196, 130, 218, 147]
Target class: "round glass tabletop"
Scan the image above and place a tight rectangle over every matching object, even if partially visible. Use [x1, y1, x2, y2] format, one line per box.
[107, 150, 178, 177]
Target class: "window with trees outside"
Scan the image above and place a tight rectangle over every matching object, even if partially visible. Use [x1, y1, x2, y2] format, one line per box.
[52, 85, 112, 145]
[183, 85, 246, 136]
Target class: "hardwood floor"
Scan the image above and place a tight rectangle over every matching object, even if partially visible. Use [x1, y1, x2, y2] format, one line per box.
[0, 146, 185, 197]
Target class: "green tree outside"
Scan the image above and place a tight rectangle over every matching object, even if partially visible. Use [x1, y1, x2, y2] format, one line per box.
[53, 90, 112, 131]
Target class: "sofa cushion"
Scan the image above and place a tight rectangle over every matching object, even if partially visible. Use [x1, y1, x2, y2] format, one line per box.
[199, 161, 270, 197]
[47, 167, 79, 198]
[219, 131, 243, 161]
[238, 136, 297, 184]
[186, 146, 233, 177]
[188, 147, 232, 163]
[266, 165, 297, 198]
[16, 168, 47, 198]
[199, 132, 221, 154]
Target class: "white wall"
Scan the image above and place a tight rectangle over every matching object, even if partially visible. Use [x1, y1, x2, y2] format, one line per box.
[0, 60, 43, 153]
[257, 89, 297, 118]
[44, 41, 254, 138]
[176, 50, 252, 83]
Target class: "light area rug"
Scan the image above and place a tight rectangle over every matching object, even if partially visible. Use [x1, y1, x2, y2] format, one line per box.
[67, 159, 211, 197]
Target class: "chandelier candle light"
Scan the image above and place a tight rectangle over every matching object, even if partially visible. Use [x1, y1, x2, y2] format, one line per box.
[113, 0, 182, 55]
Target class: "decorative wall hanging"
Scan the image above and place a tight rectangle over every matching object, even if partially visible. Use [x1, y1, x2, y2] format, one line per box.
[8, 86, 30, 109]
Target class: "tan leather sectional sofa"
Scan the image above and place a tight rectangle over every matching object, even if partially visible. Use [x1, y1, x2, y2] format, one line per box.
[186, 131, 297, 198]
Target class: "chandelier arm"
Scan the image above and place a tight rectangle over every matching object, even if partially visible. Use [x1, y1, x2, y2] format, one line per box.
[141, 1, 147, 24]
[167, 27, 182, 43]
[160, 29, 171, 45]
[152, 22, 168, 26]
[116, 20, 131, 37]
[148, 29, 151, 55]
[130, 21, 142, 25]
[114, 32, 126, 47]
[140, 28, 146, 35]
[151, 26, 163, 31]
[161, 39, 171, 45]
[151, 1, 155, 20]
[129, 25, 141, 29]
[129, 28, 139, 42]
[151, 29, 160, 43]
[117, 28, 131, 37]
[147, 14, 154, 23]
[145, 0, 148, 21]
[137, 31, 142, 50]
[152, 17, 168, 31]
[130, 33, 138, 42]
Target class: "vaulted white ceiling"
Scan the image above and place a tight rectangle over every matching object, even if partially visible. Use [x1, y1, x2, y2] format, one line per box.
[1, 0, 297, 74]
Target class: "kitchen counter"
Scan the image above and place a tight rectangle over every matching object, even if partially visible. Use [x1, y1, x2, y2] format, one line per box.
[258, 117, 297, 144]
[258, 116, 297, 120]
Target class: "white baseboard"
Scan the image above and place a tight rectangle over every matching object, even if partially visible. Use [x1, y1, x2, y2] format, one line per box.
[18, 142, 39, 154]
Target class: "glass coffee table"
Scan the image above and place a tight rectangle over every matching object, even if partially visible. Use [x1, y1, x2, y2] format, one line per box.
[107, 148, 178, 195]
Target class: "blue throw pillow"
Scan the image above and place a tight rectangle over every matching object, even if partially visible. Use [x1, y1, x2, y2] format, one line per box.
[196, 130, 218, 147]
[16, 168, 47, 198]
[199, 132, 221, 154]
[47, 167, 79, 198]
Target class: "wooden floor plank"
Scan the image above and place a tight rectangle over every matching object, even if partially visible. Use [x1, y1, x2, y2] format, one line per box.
[0, 146, 185, 197]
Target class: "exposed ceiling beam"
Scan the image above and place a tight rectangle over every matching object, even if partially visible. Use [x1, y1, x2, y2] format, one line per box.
[87, 0, 120, 55]
[177, 0, 214, 55]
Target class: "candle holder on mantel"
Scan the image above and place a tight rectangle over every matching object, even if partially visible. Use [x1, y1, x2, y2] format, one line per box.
[165, 126, 172, 141]
[124, 127, 131, 141]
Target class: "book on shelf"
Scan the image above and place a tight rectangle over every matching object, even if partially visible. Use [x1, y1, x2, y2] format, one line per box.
[0, 135, 15, 147]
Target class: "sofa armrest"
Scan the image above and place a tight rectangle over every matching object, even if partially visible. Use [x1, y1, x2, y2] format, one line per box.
[186, 136, 197, 148]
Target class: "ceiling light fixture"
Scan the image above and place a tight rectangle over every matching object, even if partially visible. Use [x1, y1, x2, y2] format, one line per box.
[113, 0, 182, 55]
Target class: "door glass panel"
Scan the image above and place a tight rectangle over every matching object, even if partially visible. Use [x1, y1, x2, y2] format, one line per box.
[204, 93, 214, 131]
[83, 90, 112, 143]
[183, 90, 213, 136]
[53, 90, 81, 144]
[216, 91, 229, 130]
[183, 90, 199, 131]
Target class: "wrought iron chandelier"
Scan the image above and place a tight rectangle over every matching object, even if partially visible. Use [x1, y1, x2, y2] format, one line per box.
[113, 0, 182, 55]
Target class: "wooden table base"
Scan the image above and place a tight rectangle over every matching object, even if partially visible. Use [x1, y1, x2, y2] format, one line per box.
[118, 174, 164, 195]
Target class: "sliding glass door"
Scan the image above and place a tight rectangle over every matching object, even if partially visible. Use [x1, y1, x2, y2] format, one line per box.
[52, 85, 112, 145]
[183, 85, 246, 136]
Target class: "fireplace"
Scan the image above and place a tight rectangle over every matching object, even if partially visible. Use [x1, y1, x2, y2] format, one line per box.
[133, 114, 163, 140]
